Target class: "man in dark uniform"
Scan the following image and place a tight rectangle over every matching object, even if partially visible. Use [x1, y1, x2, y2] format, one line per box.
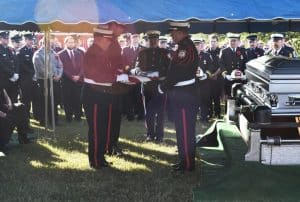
[133, 30, 170, 142]
[194, 39, 214, 123]
[18, 33, 37, 131]
[282, 33, 297, 58]
[0, 31, 19, 103]
[11, 34, 23, 53]
[207, 34, 222, 119]
[158, 22, 199, 172]
[82, 26, 129, 169]
[245, 34, 264, 61]
[265, 33, 295, 58]
[122, 33, 144, 121]
[0, 86, 31, 154]
[219, 33, 247, 97]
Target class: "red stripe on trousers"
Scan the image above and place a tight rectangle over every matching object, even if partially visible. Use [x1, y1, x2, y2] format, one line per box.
[182, 108, 191, 169]
[105, 104, 112, 152]
[93, 104, 99, 166]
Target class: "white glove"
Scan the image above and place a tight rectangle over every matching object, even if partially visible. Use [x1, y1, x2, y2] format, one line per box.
[9, 73, 19, 82]
[116, 74, 129, 82]
[225, 75, 233, 81]
[241, 75, 247, 80]
[147, 71, 159, 78]
[199, 73, 208, 81]
[196, 67, 204, 78]
[158, 84, 164, 94]
[130, 68, 141, 76]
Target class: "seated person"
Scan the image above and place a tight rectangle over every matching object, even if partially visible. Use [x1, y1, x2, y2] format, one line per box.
[0, 87, 31, 154]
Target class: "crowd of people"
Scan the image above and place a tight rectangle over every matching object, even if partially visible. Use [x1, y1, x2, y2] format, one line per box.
[0, 21, 297, 171]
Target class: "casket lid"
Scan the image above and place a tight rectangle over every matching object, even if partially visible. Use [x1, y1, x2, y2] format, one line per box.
[246, 56, 300, 80]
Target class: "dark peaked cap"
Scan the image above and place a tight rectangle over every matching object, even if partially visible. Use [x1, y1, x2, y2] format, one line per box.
[0, 31, 9, 39]
[11, 34, 22, 42]
[23, 32, 35, 40]
[247, 34, 257, 41]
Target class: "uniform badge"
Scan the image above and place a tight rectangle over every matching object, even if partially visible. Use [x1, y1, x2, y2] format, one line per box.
[2, 54, 6, 56]
[204, 60, 207, 64]
[167, 53, 172, 59]
[178, 50, 186, 58]
[289, 53, 292, 58]
[240, 55, 244, 60]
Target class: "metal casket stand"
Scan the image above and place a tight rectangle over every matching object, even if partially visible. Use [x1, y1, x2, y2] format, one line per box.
[228, 55, 300, 165]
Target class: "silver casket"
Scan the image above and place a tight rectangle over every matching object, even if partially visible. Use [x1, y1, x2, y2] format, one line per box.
[228, 55, 300, 165]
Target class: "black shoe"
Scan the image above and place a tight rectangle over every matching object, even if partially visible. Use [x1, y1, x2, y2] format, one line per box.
[172, 163, 195, 172]
[90, 159, 111, 169]
[112, 146, 123, 156]
[127, 115, 134, 121]
[74, 116, 81, 122]
[172, 164, 184, 172]
[171, 162, 182, 168]
[145, 136, 154, 142]
[18, 135, 32, 144]
[66, 117, 72, 123]
[155, 138, 163, 143]
[26, 127, 34, 134]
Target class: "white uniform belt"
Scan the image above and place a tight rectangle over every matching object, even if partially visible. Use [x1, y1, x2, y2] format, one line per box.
[174, 78, 195, 87]
[84, 78, 113, 86]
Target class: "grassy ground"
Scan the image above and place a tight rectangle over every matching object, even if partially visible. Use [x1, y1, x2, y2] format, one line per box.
[0, 113, 210, 202]
[194, 123, 300, 202]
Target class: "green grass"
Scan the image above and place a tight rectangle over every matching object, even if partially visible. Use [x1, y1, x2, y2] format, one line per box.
[194, 123, 300, 202]
[0, 114, 209, 202]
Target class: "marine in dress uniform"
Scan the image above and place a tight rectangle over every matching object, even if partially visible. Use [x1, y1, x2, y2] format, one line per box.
[106, 22, 127, 155]
[18, 33, 37, 131]
[134, 30, 170, 142]
[207, 34, 222, 118]
[0, 31, 19, 103]
[265, 33, 295, 58]
[245, 34, 264, 61]
[158, 22, 199, 172]
[194, 39, 214, 123]
[82, 26, 128, 169]
[219, 33, 247, 96]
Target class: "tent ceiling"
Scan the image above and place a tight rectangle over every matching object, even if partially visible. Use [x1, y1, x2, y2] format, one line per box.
[1, 0, 300, 33]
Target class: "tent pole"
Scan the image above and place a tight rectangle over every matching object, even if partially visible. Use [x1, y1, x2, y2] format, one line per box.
[44, 28, 56, 134]
[44, 29, 49, 134]
[49, 55, 56, 133]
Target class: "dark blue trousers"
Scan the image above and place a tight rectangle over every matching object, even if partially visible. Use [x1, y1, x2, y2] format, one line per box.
[168, 85, 197, 170]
